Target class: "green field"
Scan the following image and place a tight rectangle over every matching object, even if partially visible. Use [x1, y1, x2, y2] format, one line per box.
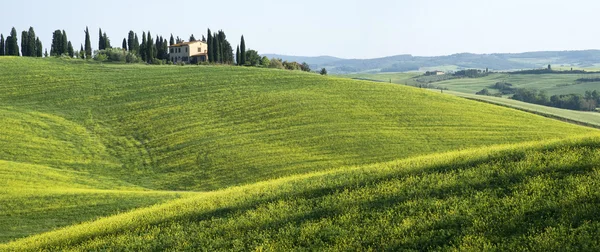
[1, 57, 599, 250]
[339, 72, 600, 96]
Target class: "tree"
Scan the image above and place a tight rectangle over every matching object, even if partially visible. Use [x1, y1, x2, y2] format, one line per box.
[207, 29, 213, 63]
[21, 31, 28, 57]
[7, 27, 19, 56]
[146, 31, 153, 63]
[201, 35, 206, 42]
[268, 58, 284, 69]
[84, 26, 92, 59]
[261, 56, 270, 68]
[44, 49, 48, 58]
[50, 30, 63, 56]
[0, 34, 4, 56]
[133, 33, 140, 56]
[240, 35, 246, 65]
[103, 32, 111, 49]
[189, 34, 196, 42]
[300, 62, 311, 72]
[35, 38, 42, 57]
[67, 41, 74, 57]
[99, 28, 105, 50]
[140, 32, 146, 62]
[169, 34, 175, 46]
[214, 32, 221, 63]
[61, 30, 68, 55]
[28, 27, 37, 57]
[245, 49, 260, 66]
[80, 44, 85, 59]
[122, 38, 127, 50]
[320, 68, 328, 75]
[236, 45, 240, 65]
[128, 31, 135, 52]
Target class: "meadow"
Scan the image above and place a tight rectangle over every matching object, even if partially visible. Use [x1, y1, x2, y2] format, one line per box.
[1, 57, 599, 249]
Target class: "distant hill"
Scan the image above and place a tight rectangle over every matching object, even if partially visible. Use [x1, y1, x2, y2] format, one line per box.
[267, 50, 600, 74]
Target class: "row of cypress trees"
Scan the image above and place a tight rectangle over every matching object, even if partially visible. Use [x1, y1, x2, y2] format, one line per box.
[0, 27, 43, 57]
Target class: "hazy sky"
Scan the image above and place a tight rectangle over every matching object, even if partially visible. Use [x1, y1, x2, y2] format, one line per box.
[1, 0, 599, 59]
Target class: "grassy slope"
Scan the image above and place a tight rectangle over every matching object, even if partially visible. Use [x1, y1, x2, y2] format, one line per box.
[0, 57, 597, 246]
[0, 57, 594, 193]
[4, 135, 600, 251]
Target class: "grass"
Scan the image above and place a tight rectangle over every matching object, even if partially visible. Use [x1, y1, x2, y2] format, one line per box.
[337, 72, 600, 96]
[0, 57, 598, 248]
[3, 135, 600, 251]
[434, 90, 600, 128]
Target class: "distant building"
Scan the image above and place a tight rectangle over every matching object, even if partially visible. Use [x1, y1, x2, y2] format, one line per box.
[169, 41, 208, 64]
[425, 70, 445, 76]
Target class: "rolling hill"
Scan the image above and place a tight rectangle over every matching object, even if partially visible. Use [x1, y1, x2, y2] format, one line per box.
[0, 57, 598, 249]
[268, 50, 600, 73]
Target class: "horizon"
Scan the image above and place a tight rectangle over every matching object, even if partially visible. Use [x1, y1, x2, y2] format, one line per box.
[2, 0, 600, 59]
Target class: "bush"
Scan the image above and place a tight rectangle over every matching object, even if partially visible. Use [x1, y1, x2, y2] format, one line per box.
[94, 48, 139, 63]
[268, 58, 284, 69]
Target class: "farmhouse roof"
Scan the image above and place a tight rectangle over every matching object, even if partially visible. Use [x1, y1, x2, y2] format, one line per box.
[169, 41, 207, 47]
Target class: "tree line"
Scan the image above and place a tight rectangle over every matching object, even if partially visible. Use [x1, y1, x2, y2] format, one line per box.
[0, 27, 43, 57]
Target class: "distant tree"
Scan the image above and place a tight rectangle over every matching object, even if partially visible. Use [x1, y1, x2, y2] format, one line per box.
[61, 30, 68, 55]
[7, 27, 19, 56]
[0, 34, 4, 56]
[67, 41, 74, 57]
[99, 28, 105, 50]
[28, 27, 37, 57]
[50, 30, 63, 56]
[21, 31, 28, 57]
[162, 38, 168, 61]
[80, 44, 85, 59]
[146, 31, 153, 63]
[214, 32, 221, 63]
[84, 26, 92, 59]
[35, 37, 43, 58]
[236, 45, 240, 65]
[122, 38, 127, 50]
[201, 35, 206, 42]
[261, 56, 270, 68]
[44, 49, 48, 58]
[128, 31, 135, 52]
[245, 49, 260, 66]
[300, 62, 311, 72]
[268, 58, 284, 69]
[240, 35, 246, 65]
[176, 36, 183, 44]
[169, 34, 175, 46]
[189, 34, 196, 42]
[218, 31, 234, 64]
[133, 33, 140, 56]
[320, 68, 328, 75]
[548, 64, 552, 70]
[103, 32, 111, 49]
[140, 31, 146, 62]
[207, 29, 213, 63]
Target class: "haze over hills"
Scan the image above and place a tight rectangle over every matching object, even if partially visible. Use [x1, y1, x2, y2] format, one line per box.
[265, 50, 600, 74]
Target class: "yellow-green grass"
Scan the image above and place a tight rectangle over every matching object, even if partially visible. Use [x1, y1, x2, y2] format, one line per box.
[0, 57, 595, 193]
[0, 160, 194, 243]
[435, 90, 600, 128]
[3, 135, 600, 251]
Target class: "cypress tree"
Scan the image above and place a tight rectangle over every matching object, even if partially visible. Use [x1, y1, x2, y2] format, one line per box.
[99, 28, 104, 50]
[214, 33, 221, 63]
[133, 34, 140, 56]
[140, 32, 146, 61]
[146, 32, 153, 63]
[207, 28, 212, 62]
[44, 49, 48, 58]
[127, 31, 135, 52]
[189, 34, 196, 42]
[80, 44, 85, 59]
[28, 27, 36, 57]
[84, 27, 92, 59]
[0, 34, 4, 56]
[67, 41, 74, 57]
[51, 30, 62, 56]
[122, 38, 127, 50]
[35, 38, 42, 57]
[8, 27, 19, 56]
[169, 34, 174, 46]
[236, 45, 239, 65]
[61, 30, 68, 55]
[21, 31, 28, 57]
[240, 35, 246, 65]
[103, 32, 111, 49]
[163, 38, 168, 61]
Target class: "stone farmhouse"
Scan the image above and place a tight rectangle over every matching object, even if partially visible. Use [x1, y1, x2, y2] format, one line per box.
[169, 41, 209, 64]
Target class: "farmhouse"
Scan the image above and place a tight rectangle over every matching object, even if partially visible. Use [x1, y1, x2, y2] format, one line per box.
[169, 41, 209, 64]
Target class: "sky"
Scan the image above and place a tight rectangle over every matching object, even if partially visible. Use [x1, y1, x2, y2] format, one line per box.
[1, 0, 599, 59]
